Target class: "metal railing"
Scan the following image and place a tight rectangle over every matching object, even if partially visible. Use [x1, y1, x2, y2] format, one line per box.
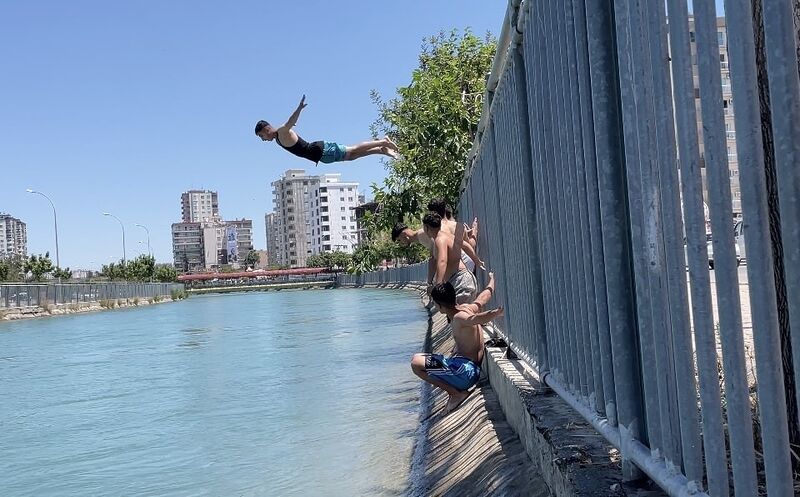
[346, 0, 800, 495]
[336, 264, 427, 287]
[0, 282, 185, 309]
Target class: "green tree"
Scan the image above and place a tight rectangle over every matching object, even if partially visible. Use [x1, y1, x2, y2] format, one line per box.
[154, 264, 178, 282]
[0, 259, 9, 281]
[1, 254, 26, 281]
[243, 251, 261, 269]
[52, 267, 72, 280]
[101, 261, 126, 281]
[306, 254, 325, 268]
[369, 29, 496, 233]
[125, 255, 155, 281]
[24, 252, 54, 281]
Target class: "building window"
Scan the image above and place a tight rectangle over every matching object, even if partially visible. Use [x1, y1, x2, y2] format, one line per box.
[321, 196, 328, 202]
[720, 53, 726, 62]
[341, 216, 347, 221]
[689, 31, 695, 43]
[322, 216, 329, 222]
[718, 30, 725, 46]
[348, 197, 353, 201]
[350, 225, 355, 230]
[340, 197, 345, 201]
[323, 244, 331, 251]
[348, 187, 353, 192]
[320, 187, 327, 192]
[322, 226, 330, 232]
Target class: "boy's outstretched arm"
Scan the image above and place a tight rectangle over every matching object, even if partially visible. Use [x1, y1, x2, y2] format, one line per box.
[283, 94, 307, 129]
[461, 306, 504, 326]
[434, 236, 449, 284]
[461, 237, 484, 270]
[468, 272, 496, 312]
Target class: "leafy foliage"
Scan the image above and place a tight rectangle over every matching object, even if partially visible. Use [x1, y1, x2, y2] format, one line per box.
[369, 29, 496, 234]
[1, 254, 26, 281]
[348, 29, 495, 275]
[52, 267, 72, 280]
[24, 252, 55, 281]
[100, 255, 176, 282]
[307, 251, 353, 271]
[154, 264, 178, 282]
[243, 250, 261, 269]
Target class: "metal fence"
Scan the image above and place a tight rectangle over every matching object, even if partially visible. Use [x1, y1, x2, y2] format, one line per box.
[346, 0, 800, 495]
[0, 282, 185, 309]
[336, 264, 427, 287]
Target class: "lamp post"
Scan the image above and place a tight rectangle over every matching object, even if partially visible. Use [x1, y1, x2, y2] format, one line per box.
[26, 189, 60, 269]
[103, 212, 126, 265]
[135, 224, 151, 256]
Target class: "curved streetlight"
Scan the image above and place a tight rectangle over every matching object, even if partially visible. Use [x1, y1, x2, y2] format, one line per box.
[102, 212, 126, 265]
[26, 189, 60, 269]
[134, 224, 151, 256]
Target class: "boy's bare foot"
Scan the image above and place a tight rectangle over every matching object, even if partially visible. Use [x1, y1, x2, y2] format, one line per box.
[445, 390, 471, 414]
[381, 146, 399, 159]
[384, 136, 400, 152]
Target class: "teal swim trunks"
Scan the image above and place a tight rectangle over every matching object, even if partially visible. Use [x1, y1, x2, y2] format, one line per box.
[424, 354, 481, 391]
[320, 142, 347, 163]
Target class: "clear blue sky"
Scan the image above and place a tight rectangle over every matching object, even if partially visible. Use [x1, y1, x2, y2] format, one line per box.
[0, 1, 504, 269]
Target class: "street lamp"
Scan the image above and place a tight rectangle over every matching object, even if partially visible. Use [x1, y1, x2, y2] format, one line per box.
[103, 212, 126, 265]
[26, 189, 60, 269]
[135, 224, 151, 256]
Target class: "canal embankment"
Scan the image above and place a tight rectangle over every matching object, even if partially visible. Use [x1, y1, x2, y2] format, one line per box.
[0, 282, 186, 321]
[341, 281, 664, 497]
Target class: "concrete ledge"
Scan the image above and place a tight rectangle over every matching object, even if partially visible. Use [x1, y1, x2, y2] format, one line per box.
[485, 347, 665, 497]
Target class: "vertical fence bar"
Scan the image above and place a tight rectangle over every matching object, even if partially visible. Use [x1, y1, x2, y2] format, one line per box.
[647, 0, 704, 480]
[524, 4, 564, 378]
[573, 0, 617, 422]
[762, 0, 800, 469]
[586, 0, 645, 479]
[695, 1, 759, 494]
[552, 0, 590, 397]
[634, 0, 683, 467]
[562, 0, 603, 408]
[666, 0, 730, 493]
[724, 0, 794, 493]
[546, 0, 581, 390]
[612, 0, 664, 453]
[511, 32, 550, 372]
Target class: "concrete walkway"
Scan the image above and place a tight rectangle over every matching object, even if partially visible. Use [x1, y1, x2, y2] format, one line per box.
[410, 302, 551, 497]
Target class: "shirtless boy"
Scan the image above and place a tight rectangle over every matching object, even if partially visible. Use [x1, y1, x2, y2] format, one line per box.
[255, 95, 398, 164]
[411, 272, 503, 413]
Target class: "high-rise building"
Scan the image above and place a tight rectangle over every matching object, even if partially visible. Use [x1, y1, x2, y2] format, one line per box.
[226, 218, 254, 263]
[265, 212, 279, 266]
[269, 170, 360, 268]
[172, 222, 204, 272]
[0, 214, 27, 259]
[687, 16, 741, 215]
[181, 190, 220, 223]
[172, 190, 253, 272]
[309, 174, 360, 254]
[271, 169, 319, 267]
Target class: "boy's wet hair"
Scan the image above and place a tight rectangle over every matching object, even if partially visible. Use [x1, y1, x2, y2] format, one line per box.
[427, 198, 449, 218]
[422, 213, 441, 230]
[255, 120, 271, 134]
[391, 222, 408, 242]
[431, 282, 457, 307]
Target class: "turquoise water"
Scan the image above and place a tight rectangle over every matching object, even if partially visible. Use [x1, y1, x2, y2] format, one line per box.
[0, 289, 428, 496]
